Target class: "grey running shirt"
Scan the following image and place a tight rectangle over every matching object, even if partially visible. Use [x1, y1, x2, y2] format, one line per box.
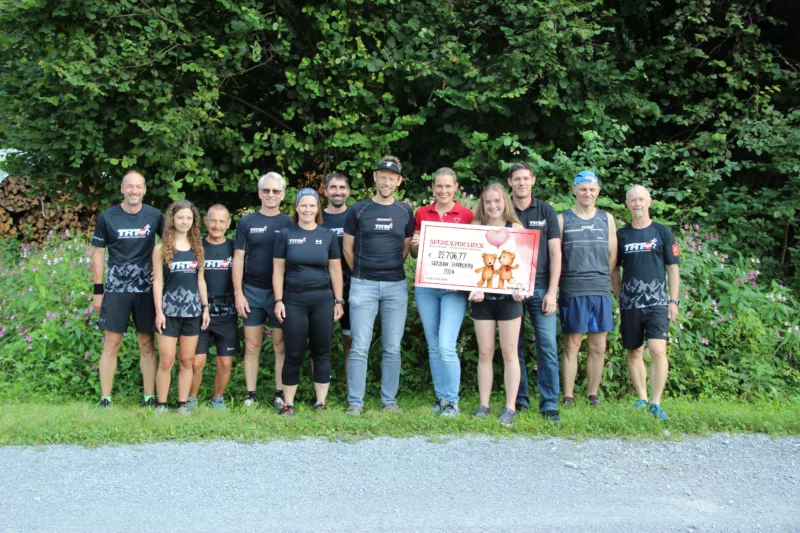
[560, 209, 611, 298]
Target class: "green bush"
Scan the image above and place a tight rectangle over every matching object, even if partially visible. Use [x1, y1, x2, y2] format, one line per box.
[1, 227, 798, 402]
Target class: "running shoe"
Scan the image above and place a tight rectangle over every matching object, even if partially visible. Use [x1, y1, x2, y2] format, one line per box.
[176, 404, 191, 416]
[272, 391, 285, 411]
[474, 405, 490, 418]
[345, 405, 363, 416]
[141, 397, 156, 408]
[541, 409, 561, 424]
[314, 401, 327, 412]
[588, 395, 601, 407]
[279, 404, 296, 417]
[498, 408, 516, 426]
[382, 403, 400, 413]
[431, 398, 447, 415]
[633, 399, 649, 409]
[187, 396, 198, 409]
[210, 397, 228, 410]
[154, 404, 168, 415]
[562, 397, 575, 407]
[650, 403, 670, 421]
[442, 402, 460, 417]
[97, 398, 112, 409]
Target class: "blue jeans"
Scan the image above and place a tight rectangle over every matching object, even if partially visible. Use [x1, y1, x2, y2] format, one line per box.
[347, 278, 408, 407]
[414, 287, 468, 404]
[517, 288, 559, 411]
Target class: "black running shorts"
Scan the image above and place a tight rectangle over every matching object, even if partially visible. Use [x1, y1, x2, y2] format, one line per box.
[196, 317, 241, 356]
[160, 316, 201, 338]
[98, 292, 157, 334]
[620, 306, 669, 350]
[469, 298, 523, 322]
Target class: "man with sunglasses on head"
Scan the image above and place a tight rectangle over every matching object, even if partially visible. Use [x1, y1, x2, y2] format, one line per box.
[232, 172, 292, 409]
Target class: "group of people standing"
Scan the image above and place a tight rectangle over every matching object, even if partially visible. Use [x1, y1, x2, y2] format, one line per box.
[91, 156, 681, 424]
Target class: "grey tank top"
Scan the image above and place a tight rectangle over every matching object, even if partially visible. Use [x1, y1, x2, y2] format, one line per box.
[560, 209, 611, 298]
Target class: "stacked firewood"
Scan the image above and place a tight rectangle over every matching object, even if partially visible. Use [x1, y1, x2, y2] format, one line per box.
[0, 177, 98, 244]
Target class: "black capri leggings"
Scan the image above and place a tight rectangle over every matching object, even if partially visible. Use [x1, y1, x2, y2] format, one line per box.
[281, 290, 334, 386]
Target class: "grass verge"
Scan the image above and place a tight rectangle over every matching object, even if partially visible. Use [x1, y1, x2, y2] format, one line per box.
[2, 396, 799, 446]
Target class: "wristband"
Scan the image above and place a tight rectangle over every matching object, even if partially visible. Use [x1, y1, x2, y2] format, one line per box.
[93, 283, 104, 295]
[668, 299, 680, 306]
[275, 299, 283, 304]
[334, 299, 345, 305]
[201, 304, 208, 309]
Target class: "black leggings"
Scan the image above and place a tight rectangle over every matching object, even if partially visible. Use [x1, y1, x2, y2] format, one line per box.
[281, 292, 334, 386]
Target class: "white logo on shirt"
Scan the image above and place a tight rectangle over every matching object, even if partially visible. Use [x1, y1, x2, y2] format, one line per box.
[170, 260, 199, 272]
[375, 223, 394, 231]
[288, 238, 307, 245]
[250, 226, 268, 234]
[117, 224, 151, 238]
[205, 257, 232, 270]
[528, 220, 546, 227]
[316, 239, 323, 245]
[624, 238, 658, 253]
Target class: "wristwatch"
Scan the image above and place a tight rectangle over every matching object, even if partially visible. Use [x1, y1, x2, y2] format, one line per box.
[334, 299, 345, 305]
[668, 299, 680, 306]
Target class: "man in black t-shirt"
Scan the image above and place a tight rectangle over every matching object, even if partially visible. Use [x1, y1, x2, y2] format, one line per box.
[189, 204, 240, 410]
[343, 156, 415, 415]
[233, 172, 293, 409]
[508, 162, 562, 424]
[612, 185, 681, 422]
[91, 171, 164, 408]
[322, 172, 352, 383]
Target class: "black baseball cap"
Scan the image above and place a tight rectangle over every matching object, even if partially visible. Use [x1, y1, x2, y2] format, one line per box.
[374, 160, 402, 176]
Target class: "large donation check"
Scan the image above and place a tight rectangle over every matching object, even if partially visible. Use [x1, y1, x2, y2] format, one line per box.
[414, 221, 540, 295]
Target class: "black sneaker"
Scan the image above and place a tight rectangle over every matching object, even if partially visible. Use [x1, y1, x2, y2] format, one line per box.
[514, 403, 529, 413]
[141, 397, 156, 408]
[588, 395, 601, 407]
[273, 391, 285, 411]
[541, 409, 561, 424]
[97, 398, 112, 409]
[563, 396, 575, 407]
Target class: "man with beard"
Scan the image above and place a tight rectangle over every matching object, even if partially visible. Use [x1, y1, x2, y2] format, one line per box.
[343, 156, 415, 415]
[233, 172, 292, 409]
[92, 171, 164, 408]
[322, 172, 352, 384]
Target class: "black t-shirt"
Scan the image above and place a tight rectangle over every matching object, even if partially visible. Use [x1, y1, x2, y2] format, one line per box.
[343, 199, 414, 282]
[616, 222, 680, 310]
[322, 208, 351, 284]
[91, 204, 165, 293]
[273, 225, 341, 290]
[162, 249, 201, 318]
[514, 197, 560, 290]
[202, 237, 235, 318]
[233, 211, 292, 290]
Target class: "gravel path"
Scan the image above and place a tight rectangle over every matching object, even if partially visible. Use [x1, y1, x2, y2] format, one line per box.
[1, 435, 798, 532]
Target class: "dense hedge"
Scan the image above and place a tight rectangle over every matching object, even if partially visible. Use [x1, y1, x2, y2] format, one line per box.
[1, 0, 799, 288]
[1, 227, 797, 402]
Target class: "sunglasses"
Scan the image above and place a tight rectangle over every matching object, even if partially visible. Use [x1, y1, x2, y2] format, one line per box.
[260, 188, 283, 196]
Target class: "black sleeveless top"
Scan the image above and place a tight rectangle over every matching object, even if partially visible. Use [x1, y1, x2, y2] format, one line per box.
[162, 249, 201, 318]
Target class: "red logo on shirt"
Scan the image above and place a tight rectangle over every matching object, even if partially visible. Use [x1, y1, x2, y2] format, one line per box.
[672, 244, 680, 256]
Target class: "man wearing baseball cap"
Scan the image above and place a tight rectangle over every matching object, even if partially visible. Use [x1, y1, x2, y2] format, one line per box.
[342, 155, 415, 414]
[557, 170, 617, 408]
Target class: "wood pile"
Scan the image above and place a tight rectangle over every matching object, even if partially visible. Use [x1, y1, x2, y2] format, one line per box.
[0, 177, 99, 244]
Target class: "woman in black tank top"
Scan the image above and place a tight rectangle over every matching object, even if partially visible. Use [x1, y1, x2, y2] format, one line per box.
[468, 183, 527, 426]
[152, 200, 210, 414]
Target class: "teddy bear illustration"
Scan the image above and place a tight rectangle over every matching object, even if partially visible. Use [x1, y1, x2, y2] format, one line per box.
[475, 253, 498, 288]
[496, 250, 519, 289]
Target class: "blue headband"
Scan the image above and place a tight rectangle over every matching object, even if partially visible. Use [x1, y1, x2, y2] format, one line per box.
[573, 170, 599, 186]
[295, 187, 319, 205]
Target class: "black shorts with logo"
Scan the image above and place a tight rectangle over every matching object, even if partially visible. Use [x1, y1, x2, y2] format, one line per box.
[98, 292, 157, 334]
[620, 306, 669, 349]
[160, 316, 201, 338]
[196, 316, 241, 356]
[469, 298, 523, 322]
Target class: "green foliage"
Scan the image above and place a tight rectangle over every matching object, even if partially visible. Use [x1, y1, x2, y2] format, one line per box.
[1, 0, 798, 284]
[3, 231, 797, 403]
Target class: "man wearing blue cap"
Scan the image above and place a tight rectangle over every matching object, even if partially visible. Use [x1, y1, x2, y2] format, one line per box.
[557, 170, 617, 407]
[343, 155, 415, 415]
